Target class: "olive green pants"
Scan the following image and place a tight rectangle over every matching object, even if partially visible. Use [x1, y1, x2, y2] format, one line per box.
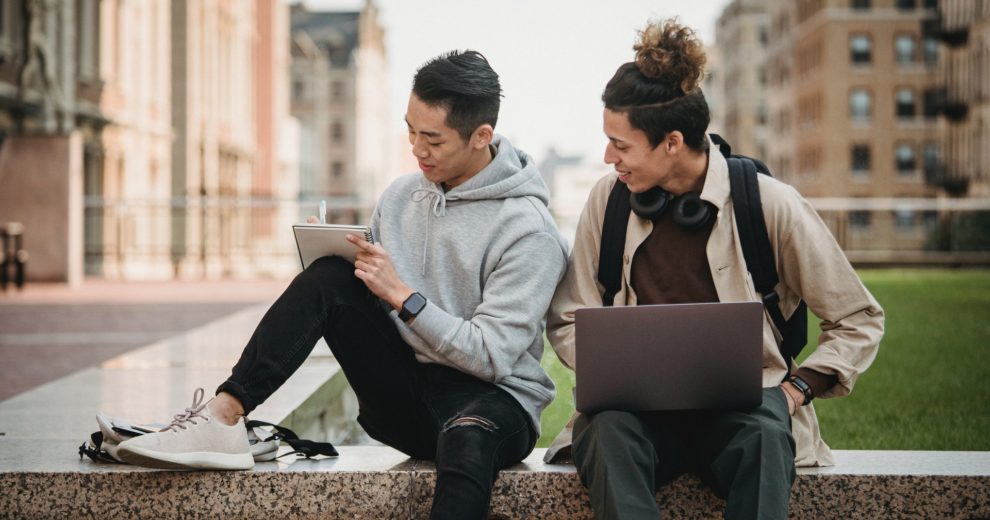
[572, 387, 797, 520]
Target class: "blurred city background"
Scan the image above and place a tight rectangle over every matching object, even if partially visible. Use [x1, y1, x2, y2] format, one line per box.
[0, 0, 987, 449]
[0, 0, 986, 286]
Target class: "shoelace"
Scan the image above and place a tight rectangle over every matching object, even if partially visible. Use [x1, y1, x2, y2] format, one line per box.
[165, 387, 208, 432]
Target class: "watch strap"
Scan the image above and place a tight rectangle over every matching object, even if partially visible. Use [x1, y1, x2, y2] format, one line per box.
[788, 375, 814, 406]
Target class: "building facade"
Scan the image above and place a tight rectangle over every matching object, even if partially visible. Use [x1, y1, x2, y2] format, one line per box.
[928, 0, 990, 197]
[93, 0, 173, 279]
[0, 0, 302, 282]
[252, 0, 300, 278]
[170, 1, 256, 278]
[0, 0, 101, 284]
[715, 0, 770, 159]
[290, 0, 388, 225]
[720, 0, 942, 255]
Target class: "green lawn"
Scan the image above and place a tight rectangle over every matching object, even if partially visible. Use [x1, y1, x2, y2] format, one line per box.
[538, 268, 990, 450]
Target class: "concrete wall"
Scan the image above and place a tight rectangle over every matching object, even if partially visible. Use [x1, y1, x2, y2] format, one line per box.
[0, 132, 83, 284]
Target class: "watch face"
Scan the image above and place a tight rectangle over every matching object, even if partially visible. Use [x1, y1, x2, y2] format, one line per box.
[406, 293, 427, 314]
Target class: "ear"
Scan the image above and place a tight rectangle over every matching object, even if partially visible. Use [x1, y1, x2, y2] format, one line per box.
[665, 131, 685, 154]
[470, 124, 494, 150]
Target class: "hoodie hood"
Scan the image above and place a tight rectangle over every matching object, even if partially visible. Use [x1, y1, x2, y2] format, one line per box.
[417, 135, 550, 205]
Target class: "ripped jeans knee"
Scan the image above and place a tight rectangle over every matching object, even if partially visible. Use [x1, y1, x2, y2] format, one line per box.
[441, 414, 499, 434]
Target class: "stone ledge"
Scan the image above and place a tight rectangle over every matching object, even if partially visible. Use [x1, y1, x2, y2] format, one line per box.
[2, 446, 988, 519]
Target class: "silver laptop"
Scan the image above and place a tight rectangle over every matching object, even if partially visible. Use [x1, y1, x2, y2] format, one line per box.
[575, 302, 763, 414]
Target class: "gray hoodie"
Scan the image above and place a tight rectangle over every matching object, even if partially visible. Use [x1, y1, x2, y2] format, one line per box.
[370, 135, 568, 433]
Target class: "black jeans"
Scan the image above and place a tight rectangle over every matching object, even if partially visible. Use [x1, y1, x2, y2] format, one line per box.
[218, 256, 536, 520]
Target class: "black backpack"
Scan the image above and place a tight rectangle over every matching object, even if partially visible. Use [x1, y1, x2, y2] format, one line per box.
[596, 134, 808, 371]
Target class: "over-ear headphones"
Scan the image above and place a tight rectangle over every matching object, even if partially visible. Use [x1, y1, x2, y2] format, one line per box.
[629, 187, 715, 230]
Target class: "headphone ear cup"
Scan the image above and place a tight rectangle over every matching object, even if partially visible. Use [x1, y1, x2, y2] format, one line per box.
[672, 192, 715, 230]
[629, 187, 671, 220]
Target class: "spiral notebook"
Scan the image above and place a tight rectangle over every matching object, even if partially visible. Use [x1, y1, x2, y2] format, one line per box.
[292, 223, 373, 268]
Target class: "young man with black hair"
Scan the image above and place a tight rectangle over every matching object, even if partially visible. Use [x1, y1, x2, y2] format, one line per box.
[118, 50, 568, 519]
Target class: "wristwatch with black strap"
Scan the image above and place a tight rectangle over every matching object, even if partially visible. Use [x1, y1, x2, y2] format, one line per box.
[787, 374, 814, 406]
[399, 292, 427, 322]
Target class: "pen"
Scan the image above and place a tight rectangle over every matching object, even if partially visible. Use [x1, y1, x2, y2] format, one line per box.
[319, 200, 326, 224]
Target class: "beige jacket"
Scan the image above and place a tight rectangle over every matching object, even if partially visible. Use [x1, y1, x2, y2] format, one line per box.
[544, 138, 884, 467]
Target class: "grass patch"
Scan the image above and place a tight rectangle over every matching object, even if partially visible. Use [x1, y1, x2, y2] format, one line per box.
[538, 268, 990, 450]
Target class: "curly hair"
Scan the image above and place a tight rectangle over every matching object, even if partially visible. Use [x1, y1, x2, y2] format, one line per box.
[603, 19, 710, 150]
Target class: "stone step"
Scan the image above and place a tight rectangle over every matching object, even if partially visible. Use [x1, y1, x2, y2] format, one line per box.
[2, 444, 988, 519]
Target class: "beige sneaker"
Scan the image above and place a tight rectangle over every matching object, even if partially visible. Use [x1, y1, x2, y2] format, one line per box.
[116, 388, 254, 470]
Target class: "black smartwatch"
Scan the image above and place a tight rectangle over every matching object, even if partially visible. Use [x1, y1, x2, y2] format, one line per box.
[787, 375, 814, 406]
[399, 292, 427, 322]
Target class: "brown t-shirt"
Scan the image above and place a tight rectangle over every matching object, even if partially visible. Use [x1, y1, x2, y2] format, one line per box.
[630, 202, 836, 397]
[630, 205, 719, 305]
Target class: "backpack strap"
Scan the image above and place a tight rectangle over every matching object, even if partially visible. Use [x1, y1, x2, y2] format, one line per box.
[598, 181, 632, 307]
[727, 157, 806, 372]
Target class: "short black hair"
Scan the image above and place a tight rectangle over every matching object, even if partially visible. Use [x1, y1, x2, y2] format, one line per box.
[412, 50, 502, 141]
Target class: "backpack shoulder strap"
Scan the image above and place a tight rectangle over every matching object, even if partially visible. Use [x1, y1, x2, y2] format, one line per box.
[728, 156, 805, 370]
[598, 180, 632, 307]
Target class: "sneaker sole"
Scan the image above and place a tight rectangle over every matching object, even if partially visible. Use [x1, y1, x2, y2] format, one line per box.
[117, 444, 254, 471]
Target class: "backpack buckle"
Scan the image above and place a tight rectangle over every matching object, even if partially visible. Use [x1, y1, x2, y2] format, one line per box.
[762, 291, 780, 306]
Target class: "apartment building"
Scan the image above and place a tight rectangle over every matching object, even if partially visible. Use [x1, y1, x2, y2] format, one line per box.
[720, 0, 941, 253]
[928, 0, 990, 197]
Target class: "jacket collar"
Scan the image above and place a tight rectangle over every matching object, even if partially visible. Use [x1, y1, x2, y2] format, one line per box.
[699, 134, 731, 212]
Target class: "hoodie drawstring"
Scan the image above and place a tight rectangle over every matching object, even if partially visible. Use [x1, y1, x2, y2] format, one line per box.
[410, 187, 447, 275]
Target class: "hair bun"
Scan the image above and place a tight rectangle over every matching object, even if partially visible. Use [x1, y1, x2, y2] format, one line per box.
[633, 19, 707, 95]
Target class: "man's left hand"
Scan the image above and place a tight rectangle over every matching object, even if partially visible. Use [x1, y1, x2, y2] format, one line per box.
[349, 234, 414, 311]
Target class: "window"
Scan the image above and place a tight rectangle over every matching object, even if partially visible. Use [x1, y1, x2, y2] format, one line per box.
[293, 80, 304, 99]
[896, 89, 916, 119]
[850, 89, 872, 121]
[331, 162, 344, 180]
[923, 0, 937, 8]
[896, 143, 917, 172]
[895, 35, 916, 65]
[923, 37, 938, 66]
[923, 89, 939, 119]
[850, 211, 871, 230]
[923, 142, 939, 171]
[331, 81, 345, 102]
[331, 121, 344, 144]
[850, 35, 872, 64]
[894, 209, 915, 231]
[851, 144, 871, 172]
[896, 0, 916, 9]
[851, 0, 870, 9]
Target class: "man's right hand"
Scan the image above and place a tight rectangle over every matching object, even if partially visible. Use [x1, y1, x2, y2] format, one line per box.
[306, 216, 319, 224]
[780, 382, 802, 416]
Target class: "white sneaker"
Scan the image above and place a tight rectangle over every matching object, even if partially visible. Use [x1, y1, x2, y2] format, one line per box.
[116, 388, 254, 470]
